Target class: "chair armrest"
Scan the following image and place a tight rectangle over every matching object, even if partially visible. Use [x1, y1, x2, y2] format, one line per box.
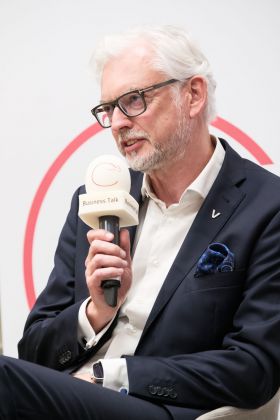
[196, 389, 280, 419]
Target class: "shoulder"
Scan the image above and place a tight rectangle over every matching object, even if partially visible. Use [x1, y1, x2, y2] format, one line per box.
[221, 137, 280, 188]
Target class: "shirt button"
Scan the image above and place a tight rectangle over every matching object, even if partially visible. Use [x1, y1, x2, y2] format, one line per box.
[153, 259, 159, 266]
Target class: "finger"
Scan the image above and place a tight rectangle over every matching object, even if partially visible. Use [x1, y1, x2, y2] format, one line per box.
[86, 230, 114, 265]
[87, 239, 126, 263]
[86, 254, 128, 275]
[86, 266, 124, 285]
[87, 229, 114, 244]
[120, 229, 131, 261]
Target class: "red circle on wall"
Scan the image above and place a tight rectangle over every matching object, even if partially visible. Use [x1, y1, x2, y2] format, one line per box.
[23, 117, 273, 309]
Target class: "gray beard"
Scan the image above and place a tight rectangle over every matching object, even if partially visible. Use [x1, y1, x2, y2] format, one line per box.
[125, 143, 166, 172]
[125, 116, 192, 173]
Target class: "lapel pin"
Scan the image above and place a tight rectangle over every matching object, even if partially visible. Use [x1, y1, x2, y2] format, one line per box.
[212, 209, 221, 219]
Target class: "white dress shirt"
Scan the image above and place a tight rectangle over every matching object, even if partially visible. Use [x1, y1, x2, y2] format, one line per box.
[76, 137, 225, 392]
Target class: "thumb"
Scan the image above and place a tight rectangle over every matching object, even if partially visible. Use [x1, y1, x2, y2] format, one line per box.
[120, 229, 131, 261]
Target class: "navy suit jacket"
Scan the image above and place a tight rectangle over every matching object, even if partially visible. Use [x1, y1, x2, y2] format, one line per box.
[18, 139, 280, 419]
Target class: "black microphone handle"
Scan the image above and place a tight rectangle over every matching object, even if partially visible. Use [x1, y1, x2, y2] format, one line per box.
[99, 215, 121, 307]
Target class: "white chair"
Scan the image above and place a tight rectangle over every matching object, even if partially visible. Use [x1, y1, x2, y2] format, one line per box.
[196, 389, 280, 419]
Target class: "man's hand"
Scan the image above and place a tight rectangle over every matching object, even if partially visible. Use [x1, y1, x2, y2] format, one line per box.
[72, 373, 93, 383]
[85, 228, 132, 333]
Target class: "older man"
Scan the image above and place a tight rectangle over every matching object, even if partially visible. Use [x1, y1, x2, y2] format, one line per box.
[1, 25, 280, 420]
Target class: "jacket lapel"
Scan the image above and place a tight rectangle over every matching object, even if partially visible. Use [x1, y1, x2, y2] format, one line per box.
[139, 140, 247, 339]
[127, 170, 144, 247]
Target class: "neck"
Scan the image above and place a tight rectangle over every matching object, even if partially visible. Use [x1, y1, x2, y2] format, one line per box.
[148, 128, 215, 207]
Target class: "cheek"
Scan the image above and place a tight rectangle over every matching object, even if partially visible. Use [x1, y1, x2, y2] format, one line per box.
[153, 116, 176, 140]
[111, 128, 120, 145]
[156, 102, 180, 131]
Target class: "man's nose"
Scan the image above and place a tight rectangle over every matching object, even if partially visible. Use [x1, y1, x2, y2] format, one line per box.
[111, 107, 133, 131]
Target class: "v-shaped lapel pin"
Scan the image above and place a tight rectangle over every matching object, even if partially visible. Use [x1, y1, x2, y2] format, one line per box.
[212, 209, 221, 219]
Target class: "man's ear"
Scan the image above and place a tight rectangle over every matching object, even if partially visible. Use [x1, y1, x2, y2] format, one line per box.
[187, 76, 207, 119]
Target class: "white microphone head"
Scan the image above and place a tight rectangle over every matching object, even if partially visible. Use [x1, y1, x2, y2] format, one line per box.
[85, 154, 131, 193]
[79, 154, 138, 228]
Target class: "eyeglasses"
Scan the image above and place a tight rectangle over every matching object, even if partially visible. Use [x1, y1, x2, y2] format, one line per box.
[91, 78, 179, 128]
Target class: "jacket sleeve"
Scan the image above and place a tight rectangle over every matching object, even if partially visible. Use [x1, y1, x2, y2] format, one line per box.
[125, 210, 280, 411]
[18, 187, 115, 370]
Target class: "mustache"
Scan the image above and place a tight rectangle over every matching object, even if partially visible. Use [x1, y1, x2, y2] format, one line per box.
[118, 129, 149, 144]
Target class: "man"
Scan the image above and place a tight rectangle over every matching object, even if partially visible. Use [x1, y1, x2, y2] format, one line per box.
[1, 25, 280, 420]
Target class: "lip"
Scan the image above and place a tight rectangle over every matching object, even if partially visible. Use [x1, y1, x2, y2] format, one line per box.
[123, 138, 146, 154]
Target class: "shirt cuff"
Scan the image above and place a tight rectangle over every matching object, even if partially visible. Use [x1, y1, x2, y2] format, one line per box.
[101, 358, 129, 393]
[77, 297, 115, 349]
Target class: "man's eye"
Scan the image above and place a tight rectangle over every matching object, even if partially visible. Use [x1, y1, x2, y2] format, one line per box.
[125, 94, 143, 109]
[102, 104, 114, 114]
[130, 94, 141, 102]
[129, 94, 142, 105]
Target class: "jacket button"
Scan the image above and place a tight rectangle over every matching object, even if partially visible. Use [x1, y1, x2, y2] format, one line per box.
[169, 388, 178, 399]
[148, 385, 178, 399]
[156, 386, 164, 396]
[148, 385, 157, 395]
[162, 387, 169, 397]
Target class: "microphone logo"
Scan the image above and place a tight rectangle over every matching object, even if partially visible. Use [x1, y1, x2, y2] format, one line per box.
[91, 162, 121, 188]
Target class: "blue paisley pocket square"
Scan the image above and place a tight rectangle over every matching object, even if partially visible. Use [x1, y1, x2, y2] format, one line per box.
[195, 242, 235, 277]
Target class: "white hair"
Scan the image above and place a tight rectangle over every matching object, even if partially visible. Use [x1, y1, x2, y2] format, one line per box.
[91, 25, 217, 123]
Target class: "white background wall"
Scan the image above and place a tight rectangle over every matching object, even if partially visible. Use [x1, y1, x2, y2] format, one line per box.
[0, 0, 280, 372]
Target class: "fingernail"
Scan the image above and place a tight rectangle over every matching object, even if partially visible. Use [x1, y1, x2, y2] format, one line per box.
[105, 232, 114, 240]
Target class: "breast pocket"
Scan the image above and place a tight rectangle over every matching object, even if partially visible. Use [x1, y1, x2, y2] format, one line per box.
[186, 269, 246, 293]
[182, 269, 246, 347]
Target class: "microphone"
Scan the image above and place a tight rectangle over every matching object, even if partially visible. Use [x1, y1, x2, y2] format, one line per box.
[78, 155, 139, 307]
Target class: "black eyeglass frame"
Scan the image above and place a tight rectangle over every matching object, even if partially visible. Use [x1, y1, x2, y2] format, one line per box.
[91, 78, 179, 128]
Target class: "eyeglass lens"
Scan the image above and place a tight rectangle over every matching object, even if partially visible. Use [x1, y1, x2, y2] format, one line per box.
[96, 91, 146, 127]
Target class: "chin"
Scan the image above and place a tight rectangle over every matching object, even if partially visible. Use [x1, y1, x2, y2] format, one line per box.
[126, 157, 159, 173]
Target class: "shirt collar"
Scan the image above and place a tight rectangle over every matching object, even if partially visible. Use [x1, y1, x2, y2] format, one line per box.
[141, 136, 225, 204]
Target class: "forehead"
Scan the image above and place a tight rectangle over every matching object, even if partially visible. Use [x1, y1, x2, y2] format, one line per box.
[100, 43, 162, 101]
